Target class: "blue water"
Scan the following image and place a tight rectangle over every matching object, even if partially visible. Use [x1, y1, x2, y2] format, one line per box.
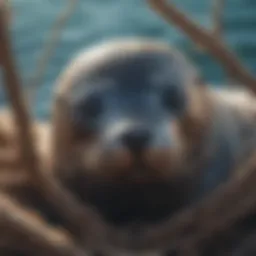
[2, 0, 256, 119]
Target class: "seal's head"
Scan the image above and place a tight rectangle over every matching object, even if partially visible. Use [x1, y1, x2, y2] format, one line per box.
[52, 38, 212, 225]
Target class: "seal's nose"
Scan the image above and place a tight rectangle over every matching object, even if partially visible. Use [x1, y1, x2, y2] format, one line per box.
[121, 127, 151, 153]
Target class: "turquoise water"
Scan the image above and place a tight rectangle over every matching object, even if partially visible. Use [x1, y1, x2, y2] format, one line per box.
[2, 0, 256, 119]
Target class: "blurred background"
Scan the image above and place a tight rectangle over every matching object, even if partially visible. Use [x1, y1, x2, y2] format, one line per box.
[1, 0, 256, 119]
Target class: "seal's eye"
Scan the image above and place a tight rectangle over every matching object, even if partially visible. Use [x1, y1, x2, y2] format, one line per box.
[162, 85, 185, 113]
[71, 93, 103, 138]
[80, 93, 103, 119]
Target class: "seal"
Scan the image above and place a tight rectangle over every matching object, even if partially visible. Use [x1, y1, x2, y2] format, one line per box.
[50, 38, 256, 229]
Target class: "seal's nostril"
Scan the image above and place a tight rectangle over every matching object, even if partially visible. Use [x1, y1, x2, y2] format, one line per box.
[121, 128, 151, 153]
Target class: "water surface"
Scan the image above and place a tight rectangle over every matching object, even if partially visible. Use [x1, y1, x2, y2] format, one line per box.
[2, 0, 256, 119]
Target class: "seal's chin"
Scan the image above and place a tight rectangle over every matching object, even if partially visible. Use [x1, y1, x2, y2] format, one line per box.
[67, 169, 198, 227]
[70, 147, 195, 227]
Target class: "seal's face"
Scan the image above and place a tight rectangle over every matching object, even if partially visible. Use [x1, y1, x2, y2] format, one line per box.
[67, 44, 207, 180]
[55, 39, 211, 225]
